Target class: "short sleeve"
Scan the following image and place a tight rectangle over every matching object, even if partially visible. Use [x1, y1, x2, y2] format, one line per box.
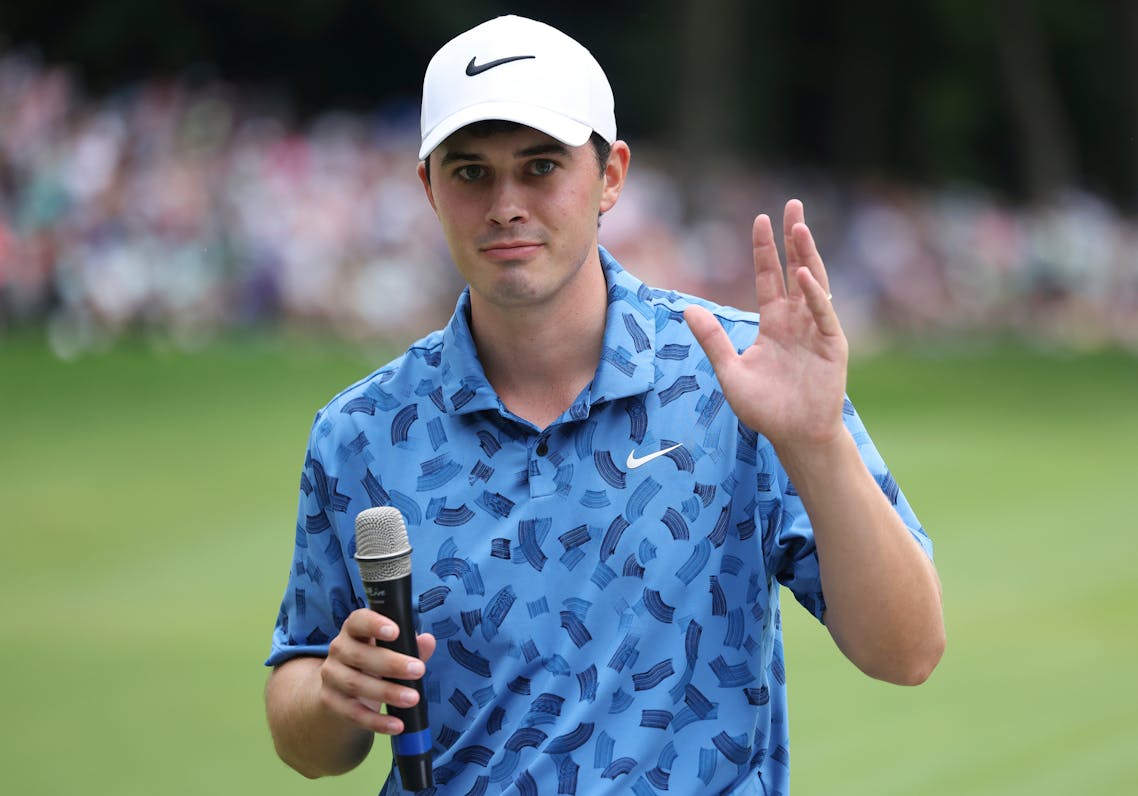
[763, 397, 932, 624]
[265, 412, 363, 666]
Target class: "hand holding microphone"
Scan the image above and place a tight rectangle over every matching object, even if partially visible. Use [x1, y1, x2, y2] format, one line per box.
[353, 507, 434, 791]
[317, 507, 434, 791]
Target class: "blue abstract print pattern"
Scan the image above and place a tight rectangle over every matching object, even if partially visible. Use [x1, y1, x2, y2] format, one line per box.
[268, 249, 932, 795]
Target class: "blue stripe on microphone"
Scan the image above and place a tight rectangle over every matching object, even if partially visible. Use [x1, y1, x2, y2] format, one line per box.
[393, 728, 432, 756]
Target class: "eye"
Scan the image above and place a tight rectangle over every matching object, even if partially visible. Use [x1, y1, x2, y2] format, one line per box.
[528, 159, 557, 176]
[455, 164, 486, 182]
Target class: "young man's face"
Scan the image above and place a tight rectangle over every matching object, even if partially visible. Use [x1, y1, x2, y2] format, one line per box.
[418, 125, 627, 315]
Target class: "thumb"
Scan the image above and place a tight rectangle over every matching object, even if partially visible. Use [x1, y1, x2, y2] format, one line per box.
[684, 305, 739, 377]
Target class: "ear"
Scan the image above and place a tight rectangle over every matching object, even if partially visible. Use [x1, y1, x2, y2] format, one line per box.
[599, 140, 631, 214]
[417, 160, 437, 212]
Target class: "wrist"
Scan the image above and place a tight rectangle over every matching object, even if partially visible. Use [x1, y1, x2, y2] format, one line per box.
[771, 426, 859, 492]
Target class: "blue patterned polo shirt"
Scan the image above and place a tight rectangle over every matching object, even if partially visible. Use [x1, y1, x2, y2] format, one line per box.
[266, 248, 932, 795]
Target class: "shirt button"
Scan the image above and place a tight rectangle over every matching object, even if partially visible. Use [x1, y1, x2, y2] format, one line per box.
[536, 440, 549, 457]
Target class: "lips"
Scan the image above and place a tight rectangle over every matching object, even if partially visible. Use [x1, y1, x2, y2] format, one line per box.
[480, 241, 543, 260]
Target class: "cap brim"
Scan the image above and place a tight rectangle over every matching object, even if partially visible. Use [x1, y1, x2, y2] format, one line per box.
[419, 101, 594, 160]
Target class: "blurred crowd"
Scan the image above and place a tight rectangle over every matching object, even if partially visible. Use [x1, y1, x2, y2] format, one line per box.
[3, 49, 1136, 358]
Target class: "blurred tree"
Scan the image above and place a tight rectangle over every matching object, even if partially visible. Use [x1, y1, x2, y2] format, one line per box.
[674, 0, 745, 157]
[670, 0, 746, 220]
[1127, 0, 1138, 206]
[994, 0, 1078, 201]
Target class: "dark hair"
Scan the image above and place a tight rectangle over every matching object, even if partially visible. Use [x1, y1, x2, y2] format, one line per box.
[423, 121, 612, 184]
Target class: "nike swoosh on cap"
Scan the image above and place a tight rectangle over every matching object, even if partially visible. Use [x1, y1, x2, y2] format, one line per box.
[465, 55, 536, 76]
[625, 443, 685, 470]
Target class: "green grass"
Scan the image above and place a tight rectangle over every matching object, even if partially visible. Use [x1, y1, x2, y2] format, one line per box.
[1, 333, 1135, 795]
[787, 344, 1138, 795]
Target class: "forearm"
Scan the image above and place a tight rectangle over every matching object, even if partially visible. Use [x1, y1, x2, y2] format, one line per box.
[265, 656, 374, 778]
[778, 432, 945, 685]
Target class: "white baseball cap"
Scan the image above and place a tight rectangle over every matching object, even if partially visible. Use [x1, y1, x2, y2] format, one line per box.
[418, 15, 616, 160]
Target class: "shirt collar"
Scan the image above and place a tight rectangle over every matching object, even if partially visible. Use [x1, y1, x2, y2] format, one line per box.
[437, 247, 659, 418]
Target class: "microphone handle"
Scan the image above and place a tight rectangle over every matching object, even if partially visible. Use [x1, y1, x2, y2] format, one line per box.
[362, 574, 433, 791]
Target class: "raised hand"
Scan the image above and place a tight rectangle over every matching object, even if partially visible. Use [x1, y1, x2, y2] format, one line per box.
[684, 200, 849, 453]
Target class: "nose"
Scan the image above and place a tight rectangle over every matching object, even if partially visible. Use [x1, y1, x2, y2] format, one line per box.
[485, 177, 528, 226]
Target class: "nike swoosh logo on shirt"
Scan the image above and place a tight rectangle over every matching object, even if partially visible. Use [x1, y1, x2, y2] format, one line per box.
[465, 55, 536, 76]
[626, 443, 685, 470]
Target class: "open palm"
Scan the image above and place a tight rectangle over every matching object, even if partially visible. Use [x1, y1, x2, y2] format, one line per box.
[685, 200, 849, 452]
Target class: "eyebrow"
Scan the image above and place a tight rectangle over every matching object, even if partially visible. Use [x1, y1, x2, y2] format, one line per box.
[439, 142, 572, 166]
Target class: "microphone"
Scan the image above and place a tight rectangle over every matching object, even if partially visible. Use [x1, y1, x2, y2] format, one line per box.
[354, 507, 433, 791]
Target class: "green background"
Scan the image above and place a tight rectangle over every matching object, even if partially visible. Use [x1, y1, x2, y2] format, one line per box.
[1, 335, 1135, 794]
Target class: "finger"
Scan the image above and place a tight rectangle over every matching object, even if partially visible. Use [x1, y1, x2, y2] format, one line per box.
[752, 214, 786, 308]
[790, 221, 831, 299]
[794, 266, 842, 337]
[321, 682, 404, 735]
[685, 305, 742, 378]
[330, 618, 426, 681]
[320, 657, 422, 734]
[341, 607, 399, 643]
[416, 633, 438, 664]
[783, 199, 805, 297]
[328, 647, 424, 702]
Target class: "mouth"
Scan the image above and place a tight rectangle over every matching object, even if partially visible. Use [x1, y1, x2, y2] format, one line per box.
[480, 241, 543, 261]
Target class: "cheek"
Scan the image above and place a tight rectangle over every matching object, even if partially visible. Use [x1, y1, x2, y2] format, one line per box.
[549, 185, 601, 229]
[434, 197, 478, 236]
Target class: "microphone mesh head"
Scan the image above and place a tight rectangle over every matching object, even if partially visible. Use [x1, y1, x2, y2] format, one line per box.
[355, 507, 412, 581]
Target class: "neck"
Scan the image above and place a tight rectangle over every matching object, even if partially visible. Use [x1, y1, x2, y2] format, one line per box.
[469, 258, 609, 429]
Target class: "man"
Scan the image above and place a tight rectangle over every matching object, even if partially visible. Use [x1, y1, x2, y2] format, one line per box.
[265, 14, 944, 795]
